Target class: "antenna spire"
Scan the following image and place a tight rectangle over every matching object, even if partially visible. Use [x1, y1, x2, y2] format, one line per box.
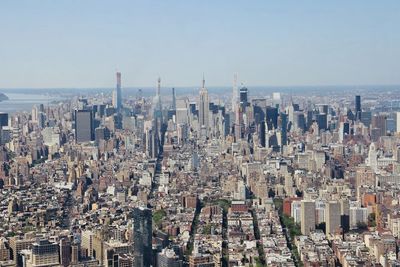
[157, 77, 161, 96]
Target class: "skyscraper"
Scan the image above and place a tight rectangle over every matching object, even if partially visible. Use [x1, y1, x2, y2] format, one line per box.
[326, 201, 341, 237]
[172, 87, 176, 111]
[232, 73, 238, 113]
[0, 113, 8, 127]
[30, 239, 60, 267]
[133, 207, 152, 267]
[145, 125, 158, 159]
[156, 77, 162, 113]
[239, 85, 248, 111]
[371, 114, 387, 138]
[301, 200, 316, 235]
[355, 95, 361, 120]
[113, 72, 122, 112]
[259, 121, 266, 147]
[315, 113, 328, 131]
[198, 76, 209, 138]
[396, 112, 400, 133]
[75, 110, 94, 143]
[266, 106, 278, 130]
[153, 77, 163, 123]
[234, 103, 243, 142]
[59, 237, 71, 267]
[280, 112, 288, 148]
[176, 98, 189, 125]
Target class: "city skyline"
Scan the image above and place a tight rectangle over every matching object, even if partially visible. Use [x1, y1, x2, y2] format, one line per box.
[2, 2, 400, 267]
[1, 0, 400, 88]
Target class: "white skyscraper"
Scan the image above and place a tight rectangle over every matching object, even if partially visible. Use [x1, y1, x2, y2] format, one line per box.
[112, 72, 122, 112]
[396, 112, 400, 133]
[198, 76, 209, 138]
[176, 98, 190, 125]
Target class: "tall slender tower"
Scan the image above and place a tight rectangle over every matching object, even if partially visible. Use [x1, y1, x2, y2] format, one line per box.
[172, 87, 176, 110]
[232, 73, 238, 113]
[198, 75, 209, 138]
[156, 77, 162, 110]
[154, 77, 163, 118]
[113, 72, 122, 112]
[157, 77, 161, 96]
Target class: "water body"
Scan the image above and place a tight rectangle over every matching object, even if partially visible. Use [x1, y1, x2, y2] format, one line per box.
[0, 93, 60, 113]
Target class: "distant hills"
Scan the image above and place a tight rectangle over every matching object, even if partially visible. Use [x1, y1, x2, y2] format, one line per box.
[0, 93, 9, 102]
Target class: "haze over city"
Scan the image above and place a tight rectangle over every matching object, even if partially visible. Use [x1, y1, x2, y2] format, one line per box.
[0, 0, 399, 88]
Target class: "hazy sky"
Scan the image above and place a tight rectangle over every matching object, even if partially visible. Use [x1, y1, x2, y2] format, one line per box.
[0, 1, 399, 88]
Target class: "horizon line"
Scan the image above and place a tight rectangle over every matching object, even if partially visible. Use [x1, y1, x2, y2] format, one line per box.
[1, 83, 400, 91]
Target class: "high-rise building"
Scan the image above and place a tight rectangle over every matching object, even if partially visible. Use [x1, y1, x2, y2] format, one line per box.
[29, 239, 59, 267]
[157, 248, 182, 267]
[154, 77, 162, 117]
[133, 207, 152, 267]
[74, 110, 94, 143]
[355, 95, 361, 120]
[234, 103, 244, 142]
[301, 200, 316, 235]
[371, 114, 387, 138]
[71, 243, 79, 264]
[349, 206, 368, 230]
[9, 235, 34, 263]
[326, 201, 341, 237]
[81, 230, 94, 258]
[396, 112, 400, 133]
[60, 237, 71, 267]
[253, 102, 266, 125]
[272, 92, 281, 106]
[0, 113, 8, 127]
[259, 121, 266, 147]
[172, 87, 176, 111]
[113, 72, 122, 112]
[280, 112, 288, 147]
[232, 73, 238, 113]
[198, 76, 209, 138]
[340, 199, 350, 233]
[315, 113, 328, 131]
[266, 106, 278, 130]
[361, 111, 372, 127]
[239, 85, 248, 110]
[339, 122, 350, 142]
[293, 111, 306, 132]
[0, 238, 10, 261]
[316, 104, 328, 115]
[145, 123, 158, 159]
[176, 98, 189, 125]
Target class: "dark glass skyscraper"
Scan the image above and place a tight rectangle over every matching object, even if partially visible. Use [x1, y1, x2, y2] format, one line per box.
[355, 95, 361, 120]
[0, 112, 8, 127]
[266, 106, 278, 130]
[259, 121, 266, 147]
[75, 110, 94, 143]
[133, 207, 152, 267]
[280, 112, 288, 148]
[316, 113, 328, 131]
[239, 86, 248, 110]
